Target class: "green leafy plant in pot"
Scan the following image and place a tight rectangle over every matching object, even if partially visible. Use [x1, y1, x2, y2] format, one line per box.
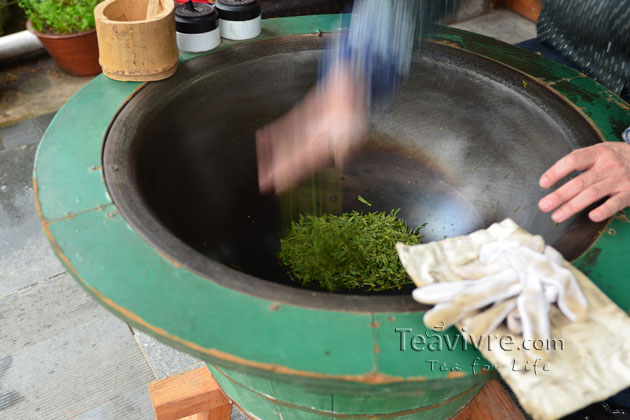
[19, 0, 102, 76]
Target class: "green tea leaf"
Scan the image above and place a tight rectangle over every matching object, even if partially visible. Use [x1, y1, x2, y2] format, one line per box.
[279, 210, 424, 292]
[357, 195, 372, 207]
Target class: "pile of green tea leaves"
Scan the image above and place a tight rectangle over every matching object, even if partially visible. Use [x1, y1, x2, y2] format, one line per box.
[279, 210, 424, 292]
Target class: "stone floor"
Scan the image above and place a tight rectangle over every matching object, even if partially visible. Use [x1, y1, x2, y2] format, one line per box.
[0, 55, 92, 127]
[0, 132, 247, 420]
[450, 8, 536, 45]
[0, 10, 535, 420]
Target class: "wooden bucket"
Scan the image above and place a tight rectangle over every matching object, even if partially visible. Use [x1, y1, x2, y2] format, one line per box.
[94, 0, 179, 82]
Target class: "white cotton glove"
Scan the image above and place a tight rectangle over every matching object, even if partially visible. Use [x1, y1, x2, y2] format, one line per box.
[459, 298, 517, 344]
[413, 268, 521, 329]
[540, 245, 588, 322]
[402, 227, 588, 362]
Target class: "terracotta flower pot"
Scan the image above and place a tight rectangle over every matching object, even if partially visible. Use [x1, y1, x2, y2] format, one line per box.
[27, 20, 101, 77]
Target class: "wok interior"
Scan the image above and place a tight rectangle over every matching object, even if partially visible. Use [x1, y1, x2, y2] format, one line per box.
[105, 37, 604, 296]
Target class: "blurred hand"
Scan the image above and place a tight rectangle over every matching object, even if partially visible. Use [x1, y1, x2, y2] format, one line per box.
[256, 64, 367, 194]
[538, 142, 630, 223]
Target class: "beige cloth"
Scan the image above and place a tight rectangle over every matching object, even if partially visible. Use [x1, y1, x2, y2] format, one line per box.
[396, 219, 630, 420]
[411, 238, 588, 362]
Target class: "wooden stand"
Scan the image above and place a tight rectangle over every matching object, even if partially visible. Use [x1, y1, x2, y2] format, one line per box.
[454, 379, 525, 420]
[148, 367, 232, 420]
[149, 368, 524, 420]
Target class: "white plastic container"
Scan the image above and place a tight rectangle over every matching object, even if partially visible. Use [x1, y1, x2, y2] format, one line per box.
[215, 0, 261, 41]
[175, 1, 221, 53]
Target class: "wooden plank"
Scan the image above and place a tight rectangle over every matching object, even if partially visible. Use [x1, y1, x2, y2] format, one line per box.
[489, 0, 506, 8]
[453, 379, 526, 420]
[148, 367, 231, 420]
[505, 0, 542, 22]
[200, 404, 233, 420]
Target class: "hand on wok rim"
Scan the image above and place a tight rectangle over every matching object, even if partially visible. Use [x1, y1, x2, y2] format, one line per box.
[539, 142, 630, 223]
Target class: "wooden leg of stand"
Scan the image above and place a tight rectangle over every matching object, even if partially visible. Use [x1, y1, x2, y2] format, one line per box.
[148, 367, 232, 420]
[207, 404, 233, 420]
[454, 379, 525, 420]
[149, 368, 523, 420]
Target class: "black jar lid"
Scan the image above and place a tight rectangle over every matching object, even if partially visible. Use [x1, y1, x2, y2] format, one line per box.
[175, 1, 219, 34]
[215, 0, 261, 22]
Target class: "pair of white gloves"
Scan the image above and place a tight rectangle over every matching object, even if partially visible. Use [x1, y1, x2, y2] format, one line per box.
[397, 219, 588, 361]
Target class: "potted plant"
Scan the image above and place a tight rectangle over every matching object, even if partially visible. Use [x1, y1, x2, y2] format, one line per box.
[18, 0, 102, 76]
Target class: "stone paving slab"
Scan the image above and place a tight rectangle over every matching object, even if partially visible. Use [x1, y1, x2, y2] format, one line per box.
[0, 57, 91, 126]
[72, 386, 155, 420]
[0, 273, 103, 357]
[134, 330, 203, 380]
[232, 407, 249, 419]
[0, 143, 65, 297]
[450, 8, 537, 45]
[0, 111, 55, 150]
[0, 289, 155, 419]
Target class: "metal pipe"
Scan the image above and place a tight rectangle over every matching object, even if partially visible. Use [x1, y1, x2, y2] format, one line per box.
[0, 30, 44, 62]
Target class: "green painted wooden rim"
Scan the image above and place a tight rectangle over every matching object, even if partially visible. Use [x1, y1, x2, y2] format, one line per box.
[34, 16, 630, 390]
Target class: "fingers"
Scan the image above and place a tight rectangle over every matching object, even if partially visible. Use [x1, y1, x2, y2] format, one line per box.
[546, 178, 616, 223]
[506, 308, 522, 335]
[538, 169, 599, 214]
[588, 192, 630, 222]
[412, 280, 473, 304]
[255, 66, 367, 195]
[423, 302, 471, 330]
[270, 132, 329, 194]
[539, 148, 597, 189]
[256, 129, 275, 194]
[460, 298, 517, 341]
[452, 270, 521, 311]
[517, 274, 550, 362]
[254, 88, 328, 194]
[539, 142, 630, 222]
[540, 266, 588, 322]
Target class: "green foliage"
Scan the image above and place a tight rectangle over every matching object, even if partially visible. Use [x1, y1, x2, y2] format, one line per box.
[279, 210, 424, 292]
[18, 0, 101, 34]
